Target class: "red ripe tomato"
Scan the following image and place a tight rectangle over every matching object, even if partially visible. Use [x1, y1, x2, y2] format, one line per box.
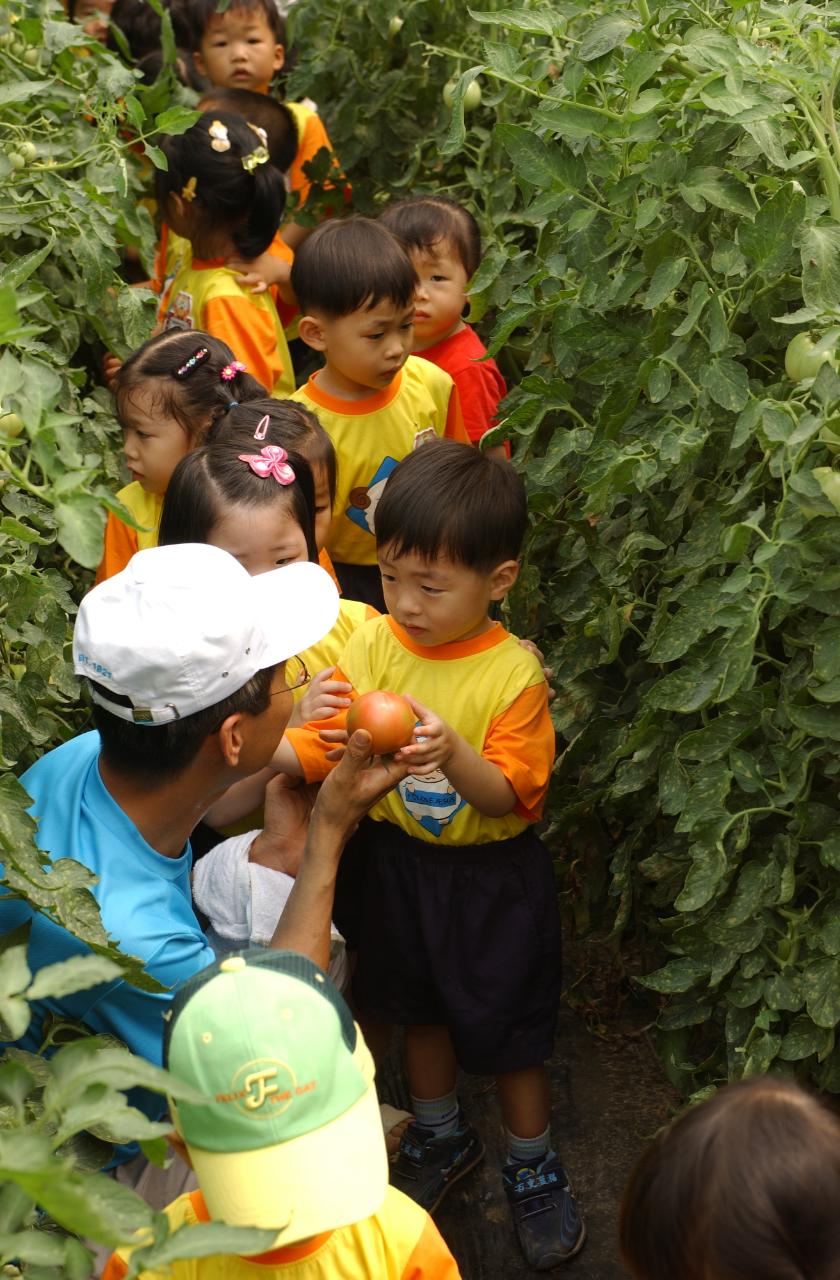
[346, 690, 415, 754]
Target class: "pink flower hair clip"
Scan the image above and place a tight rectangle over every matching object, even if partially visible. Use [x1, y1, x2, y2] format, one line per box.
[220, 361, 246, 382]
[238, 444, 296, 485]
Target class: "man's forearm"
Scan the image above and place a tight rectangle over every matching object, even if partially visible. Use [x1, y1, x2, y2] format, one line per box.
[268, 814, 343, 970]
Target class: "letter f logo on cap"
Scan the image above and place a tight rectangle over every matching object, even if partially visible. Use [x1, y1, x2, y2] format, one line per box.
[244, 1067, 279, 1110]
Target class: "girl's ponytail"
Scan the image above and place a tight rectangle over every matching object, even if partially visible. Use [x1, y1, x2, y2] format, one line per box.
[158, 112, 287, 261]
[233, 152, 287, 260]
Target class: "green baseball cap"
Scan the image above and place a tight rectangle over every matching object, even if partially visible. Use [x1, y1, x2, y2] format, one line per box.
[164, 950, 387, 1244]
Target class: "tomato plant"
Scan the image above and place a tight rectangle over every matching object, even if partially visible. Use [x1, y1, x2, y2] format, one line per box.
[289, 0, 840, 1097]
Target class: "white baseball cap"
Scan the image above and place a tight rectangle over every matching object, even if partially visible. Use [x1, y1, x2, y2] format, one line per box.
[74, 545, 339, 725]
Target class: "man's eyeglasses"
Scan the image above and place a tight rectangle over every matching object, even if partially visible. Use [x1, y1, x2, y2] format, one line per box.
[270, 656, 310, 697]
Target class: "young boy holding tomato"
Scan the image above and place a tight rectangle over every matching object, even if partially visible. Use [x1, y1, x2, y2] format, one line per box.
[273, 440, 584, 1272]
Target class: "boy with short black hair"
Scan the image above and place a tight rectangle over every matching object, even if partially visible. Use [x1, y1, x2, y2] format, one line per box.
[275, 441, 585, 1271]
[103, 949, 461, 1279]
[291, 218, 468, 608]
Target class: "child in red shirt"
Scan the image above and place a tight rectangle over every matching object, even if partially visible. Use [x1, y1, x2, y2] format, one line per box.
[380, 196, 508, 459]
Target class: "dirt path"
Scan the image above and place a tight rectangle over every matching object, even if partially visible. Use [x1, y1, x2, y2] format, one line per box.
[379, 1003, 676, 1278]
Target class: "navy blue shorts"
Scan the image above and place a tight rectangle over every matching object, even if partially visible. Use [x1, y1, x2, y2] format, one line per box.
[351, 819, 562, 1076]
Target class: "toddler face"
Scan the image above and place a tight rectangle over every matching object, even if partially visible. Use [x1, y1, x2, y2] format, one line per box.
[378, 545, 496, 648]
[206, 499, 309, 576]
[316, 300, 415, 399]
[121, 387, 192, 497]
[195, 5, 284, 94]
[411, 239, 470, 349]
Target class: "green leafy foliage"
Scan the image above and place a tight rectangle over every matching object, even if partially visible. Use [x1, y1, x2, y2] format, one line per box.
[289, 0, 840, 1093]
[0, 947, 275, 1272]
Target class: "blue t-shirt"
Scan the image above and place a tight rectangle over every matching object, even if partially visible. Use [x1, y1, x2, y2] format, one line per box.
[1, 732, 215, 1074]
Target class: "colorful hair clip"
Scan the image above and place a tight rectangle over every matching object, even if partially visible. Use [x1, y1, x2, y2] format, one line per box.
[220, 361, 246, 382]
[242, 145, 270, 174]
[248, 122, 269, 148]
[238, 444, 295, 485]
[175, 346, 210, 378]
[254, 414, 269, 440]
[180, 175, 198, 202]
[208, 119, 231, 153]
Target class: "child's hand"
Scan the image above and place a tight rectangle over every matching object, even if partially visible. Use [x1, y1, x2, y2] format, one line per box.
[517, 637, 556, 702]
[228, 251, 291, 294]
[297, 667, 352, 724]
[101, 352, 122, 392]
[392, 695, 456, 776]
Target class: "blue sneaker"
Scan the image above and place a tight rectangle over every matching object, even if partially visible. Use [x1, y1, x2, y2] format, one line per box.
[391, 1121, 485, 1212]
[503, 1157, 586, 1269]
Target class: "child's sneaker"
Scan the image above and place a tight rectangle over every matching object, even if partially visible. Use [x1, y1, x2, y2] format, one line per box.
[502, 1156, 586, 1270]
[391, 1120, 485, 1212]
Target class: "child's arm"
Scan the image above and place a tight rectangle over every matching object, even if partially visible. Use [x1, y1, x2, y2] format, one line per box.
[394, 683, 554, 821]
[396, 696, 517, 818]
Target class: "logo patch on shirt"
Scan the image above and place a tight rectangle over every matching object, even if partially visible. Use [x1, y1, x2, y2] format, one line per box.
[163, 290, 194, 331]
[399, 769, 466, 837]
[346, 456, 398, 536]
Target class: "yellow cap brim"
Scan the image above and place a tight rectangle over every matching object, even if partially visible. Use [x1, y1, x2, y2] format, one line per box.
[184, 1040, 388, 1246]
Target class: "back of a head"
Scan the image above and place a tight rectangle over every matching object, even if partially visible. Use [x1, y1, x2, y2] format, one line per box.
[164, 949, 388, 1242]
[374, 439, 527, 572]
[158, 111, 286, 260]
[620, 1076, 840, 1280]
[291, 217, 417, 319]
[380, 196, 482, 279]
[199, 87, 298, 174]
[107, 0, 162, 62]
[114, 330, 266, 440]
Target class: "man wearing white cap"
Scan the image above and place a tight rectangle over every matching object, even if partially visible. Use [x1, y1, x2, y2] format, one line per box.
[0, 545, 409, 1180]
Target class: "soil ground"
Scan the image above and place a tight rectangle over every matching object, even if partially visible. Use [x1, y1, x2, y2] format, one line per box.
[378, 999, 677, 1279]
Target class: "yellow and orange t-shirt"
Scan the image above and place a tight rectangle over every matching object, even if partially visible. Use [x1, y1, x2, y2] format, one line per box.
[95, 483, 162, 585]
[291, 358, 468, 567]
[157, 258, 294, 397]
[103, 1186, 460, 1280]
[286, 615, 554, 846]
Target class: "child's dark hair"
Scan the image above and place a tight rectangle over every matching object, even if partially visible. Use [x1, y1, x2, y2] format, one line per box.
[208, 399, 337, 507]
[158, 437, 318, 563]
[199, 88, 298, 175]
[291, 217, 417, 319]
[620, 1075, 840, 1280]
[375, 439, 527, 571]
[114, 331, 266, 442]
[184, 0, 285, 50]
[157, 112, 286, 260]
[380, 196, 482, 279]
[135, 48, 210, 92]
[107, 0, 164, 62]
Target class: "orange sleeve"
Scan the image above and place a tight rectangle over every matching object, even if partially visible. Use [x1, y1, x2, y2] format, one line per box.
[95, 512, 139, 585]
[402, 1214, 463, 1279]
[202, 295, 284, 395]
[482, 682, 554, 820]
[318, 547, 342, 592]
[365, 605, 379, 620]
[443, 385, 469, 444]
[101, 1254, 129, 1280]
[285, 665, 355, 781]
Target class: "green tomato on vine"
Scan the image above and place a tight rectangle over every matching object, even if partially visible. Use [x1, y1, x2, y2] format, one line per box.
[784, 329, 840, 382]
[443, 79, 482, 111]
